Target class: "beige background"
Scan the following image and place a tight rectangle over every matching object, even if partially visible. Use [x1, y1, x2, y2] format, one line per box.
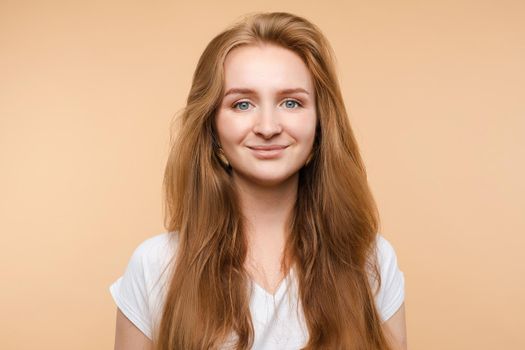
[1, 0, 524, 349]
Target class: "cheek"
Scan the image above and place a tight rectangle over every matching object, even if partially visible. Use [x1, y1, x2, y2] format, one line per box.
[215, 115, 251, 146]
[287, 116, 317, 145]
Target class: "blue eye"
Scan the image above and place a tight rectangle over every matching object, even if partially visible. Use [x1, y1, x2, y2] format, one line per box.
[283, 99, 302, 109]
[232, 101, 251, 111]
[232, 99, 302, 111]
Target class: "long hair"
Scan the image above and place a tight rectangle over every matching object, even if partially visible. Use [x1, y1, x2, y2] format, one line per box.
[155, 11, 391, 350]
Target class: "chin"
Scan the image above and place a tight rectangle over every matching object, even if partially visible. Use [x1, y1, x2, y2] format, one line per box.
[235, 169, 299, 187]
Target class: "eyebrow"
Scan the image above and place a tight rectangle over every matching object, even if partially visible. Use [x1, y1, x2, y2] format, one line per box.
[223, 87, 310, 98]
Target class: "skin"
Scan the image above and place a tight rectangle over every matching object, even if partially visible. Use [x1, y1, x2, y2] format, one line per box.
[114, 308, 152, 350]
[384, 303, 408, 349]
[215, 43, 317, 293]
[113, 43, 407, 349]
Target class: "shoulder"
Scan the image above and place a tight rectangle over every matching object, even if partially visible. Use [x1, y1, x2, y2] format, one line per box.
[109, 231, 180, 339]
[375, 233, 399, 267]
[129, 232, 179, 267]
[126, 231, 180, 291]
[370, 233, 406, 322]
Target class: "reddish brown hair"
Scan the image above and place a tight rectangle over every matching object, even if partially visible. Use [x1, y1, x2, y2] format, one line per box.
[155, 11, 391, 350]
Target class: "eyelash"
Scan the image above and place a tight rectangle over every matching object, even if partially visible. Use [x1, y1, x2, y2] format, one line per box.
[232, 99, 303, 111]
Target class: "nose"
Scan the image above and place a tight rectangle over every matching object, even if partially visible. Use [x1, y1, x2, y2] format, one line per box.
[252, 107, 282, 139]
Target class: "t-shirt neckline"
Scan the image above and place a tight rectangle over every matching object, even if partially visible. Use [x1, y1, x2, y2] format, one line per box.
[251, 267, 294, 299]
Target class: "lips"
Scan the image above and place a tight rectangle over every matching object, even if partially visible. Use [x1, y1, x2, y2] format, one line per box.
[247, 145, 289, 151]
[247, 144, 289, 159]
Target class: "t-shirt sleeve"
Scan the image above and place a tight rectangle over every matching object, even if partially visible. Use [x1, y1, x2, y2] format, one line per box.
[109, 239, 154, 339]
[373, 234, 405, 322]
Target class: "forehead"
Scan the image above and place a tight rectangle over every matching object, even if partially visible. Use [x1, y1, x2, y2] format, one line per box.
[222, 44, 314, 93]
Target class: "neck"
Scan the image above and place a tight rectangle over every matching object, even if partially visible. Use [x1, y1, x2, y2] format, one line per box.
[233, 172, 298, 248]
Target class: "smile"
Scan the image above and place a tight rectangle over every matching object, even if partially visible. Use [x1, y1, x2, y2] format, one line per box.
[247, 145, 289, 159]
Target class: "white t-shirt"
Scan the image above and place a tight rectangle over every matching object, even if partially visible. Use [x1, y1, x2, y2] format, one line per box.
[109, 232, 405, 349]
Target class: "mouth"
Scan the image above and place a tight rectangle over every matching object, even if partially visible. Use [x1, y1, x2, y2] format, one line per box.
[247, 145, 289, 159]
[248, 145, 289, 151]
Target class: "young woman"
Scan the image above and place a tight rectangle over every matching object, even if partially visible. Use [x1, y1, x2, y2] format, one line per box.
[110, 11, 407, 350]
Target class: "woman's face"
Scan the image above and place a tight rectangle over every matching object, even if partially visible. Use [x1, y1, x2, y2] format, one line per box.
[215, 43, 317, 188]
